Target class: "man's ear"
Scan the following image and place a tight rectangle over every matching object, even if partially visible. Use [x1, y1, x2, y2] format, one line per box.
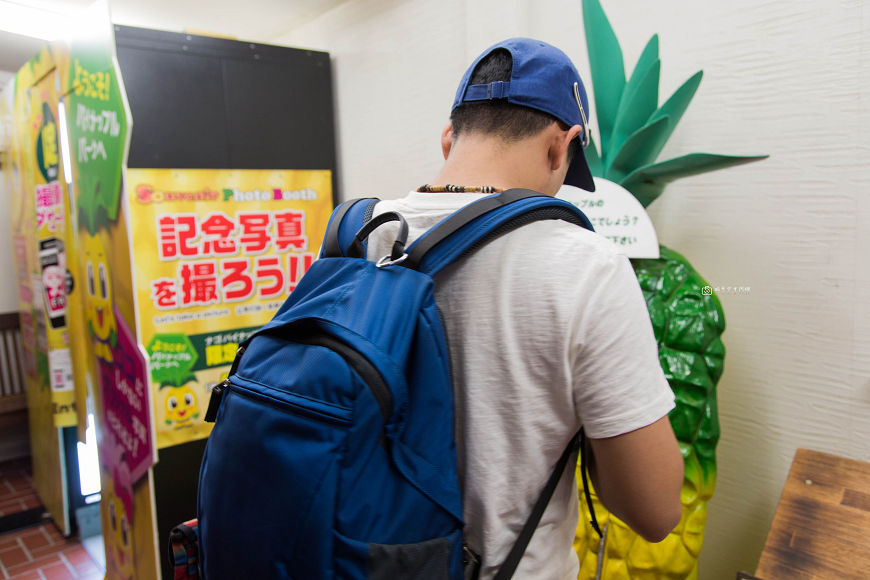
[441, 122, 454, 160]
[548, 124, 583, 171]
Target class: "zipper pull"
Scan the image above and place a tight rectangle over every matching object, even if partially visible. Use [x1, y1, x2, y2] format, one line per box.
[204, 379, 229, 423]
[229, 346, 246, 376]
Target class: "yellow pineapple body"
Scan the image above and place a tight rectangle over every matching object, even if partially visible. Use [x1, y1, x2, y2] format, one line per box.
[575, 442, 715, 580]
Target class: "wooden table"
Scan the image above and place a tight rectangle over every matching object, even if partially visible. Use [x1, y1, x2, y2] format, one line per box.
[755, 448, 870, 579]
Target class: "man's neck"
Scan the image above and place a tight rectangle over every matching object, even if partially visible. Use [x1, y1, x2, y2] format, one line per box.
[431, 134, 553, 195]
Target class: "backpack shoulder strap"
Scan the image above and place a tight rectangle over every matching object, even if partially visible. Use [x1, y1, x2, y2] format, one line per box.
[403, 188, 593, 276]
[492, 429, 601, 580]
[321, 198, 379, 258]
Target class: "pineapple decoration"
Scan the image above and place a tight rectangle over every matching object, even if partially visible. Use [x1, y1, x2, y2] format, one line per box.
[570, 1, 767, 579]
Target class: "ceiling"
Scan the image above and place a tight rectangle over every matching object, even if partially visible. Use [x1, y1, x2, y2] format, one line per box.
[0, 28, 45, 74]
[0, 0, 346, 77]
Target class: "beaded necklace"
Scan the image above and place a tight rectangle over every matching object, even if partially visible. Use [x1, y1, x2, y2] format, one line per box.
[417, 184, 504, 193]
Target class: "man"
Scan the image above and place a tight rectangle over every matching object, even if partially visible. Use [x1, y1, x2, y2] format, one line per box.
[366, 38, 683, 580]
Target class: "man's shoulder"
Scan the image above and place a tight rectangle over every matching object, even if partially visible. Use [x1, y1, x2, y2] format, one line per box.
[465, 220, 632, 303]
[374, 194, 628, 272]
[507, 219, 627, 265]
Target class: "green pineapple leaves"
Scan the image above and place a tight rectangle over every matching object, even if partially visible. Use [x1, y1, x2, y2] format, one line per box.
[581, 0, 766, 205]
[608, 36, 660, 165]
[582, 0, 625, 156]
[647, 70, 704, 159]
[620, 153, 769, 207]
[584, 136, 604, 178]
[606, 115, 670, 183]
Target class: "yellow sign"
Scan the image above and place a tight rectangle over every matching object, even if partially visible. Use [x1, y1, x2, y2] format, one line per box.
[127, 168, 333, 448]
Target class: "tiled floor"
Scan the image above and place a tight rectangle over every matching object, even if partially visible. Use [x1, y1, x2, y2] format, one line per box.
[0, 459, 103, 580]
[0, 524, 102, 579]
[0, 459, 40, 518]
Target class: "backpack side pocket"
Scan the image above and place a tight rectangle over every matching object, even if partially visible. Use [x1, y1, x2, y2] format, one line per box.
[198, 379, 350, 580]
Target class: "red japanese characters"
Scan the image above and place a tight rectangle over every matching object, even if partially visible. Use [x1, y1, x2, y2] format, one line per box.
[149, 210, 314, 311]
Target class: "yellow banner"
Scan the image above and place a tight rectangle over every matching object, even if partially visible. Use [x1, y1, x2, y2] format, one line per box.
[127, 168, 333, 448]
[31, 72, 79, 427]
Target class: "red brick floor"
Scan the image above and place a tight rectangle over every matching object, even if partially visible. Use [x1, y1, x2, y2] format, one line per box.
[0, 524, 102, 579]
[0, 458, 39, 518]
[0, 459, 103, 580]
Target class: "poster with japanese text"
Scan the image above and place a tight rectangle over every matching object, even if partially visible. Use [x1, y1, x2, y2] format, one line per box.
[127, 168, 333, 449]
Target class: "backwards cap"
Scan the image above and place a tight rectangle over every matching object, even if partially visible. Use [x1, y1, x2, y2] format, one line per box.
[453, 38, 595, 191]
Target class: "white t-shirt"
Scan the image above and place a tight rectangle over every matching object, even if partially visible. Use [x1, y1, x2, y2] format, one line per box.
[365, 190, 675, 580]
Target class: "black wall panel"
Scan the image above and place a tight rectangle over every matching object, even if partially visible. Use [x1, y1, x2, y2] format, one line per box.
[115, 24, 338, 193]
[223, 59, 336, 169]
[118, 47, 230, 168]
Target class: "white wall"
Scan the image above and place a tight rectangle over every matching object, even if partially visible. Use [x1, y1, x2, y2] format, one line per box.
[274, 1, 870, 578]
[0, 71, 20, 314]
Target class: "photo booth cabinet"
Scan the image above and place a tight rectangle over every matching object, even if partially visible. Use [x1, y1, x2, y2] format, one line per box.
[0, 4, 337, 578]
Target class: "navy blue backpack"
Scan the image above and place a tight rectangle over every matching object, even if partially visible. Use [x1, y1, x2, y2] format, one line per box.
[197, 189, 599, 580]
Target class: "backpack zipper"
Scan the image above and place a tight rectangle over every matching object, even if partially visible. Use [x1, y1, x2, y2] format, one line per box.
[205, 345, 247, 423]
[224, 378, 352, 427]
[204, 329, 393, 429]
[204, 379, 229, 423]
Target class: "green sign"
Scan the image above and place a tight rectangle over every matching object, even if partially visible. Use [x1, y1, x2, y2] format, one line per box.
[66, 63, 128, 234]
[146, 333, 197, 386]
[188, 326, 260, 373]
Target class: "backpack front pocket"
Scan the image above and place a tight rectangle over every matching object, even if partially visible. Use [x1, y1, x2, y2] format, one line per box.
[333, 529, 462, 580]
[368, 536, 452, 580]
[198, 380, 350, 580]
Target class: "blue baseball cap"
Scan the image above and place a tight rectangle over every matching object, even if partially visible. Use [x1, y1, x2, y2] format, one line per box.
[452, 38, 595, 192]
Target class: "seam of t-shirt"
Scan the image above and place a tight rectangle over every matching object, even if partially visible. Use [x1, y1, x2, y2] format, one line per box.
[581, 387, 675, 439]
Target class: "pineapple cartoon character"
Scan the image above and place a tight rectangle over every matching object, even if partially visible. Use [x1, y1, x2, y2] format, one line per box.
[103, 464, 134, 580]
[570, 2, 767, 579]
[162, 375, 200, 428]
[83, 230, 117, 362]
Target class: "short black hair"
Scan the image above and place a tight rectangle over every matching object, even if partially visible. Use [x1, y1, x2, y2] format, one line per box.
[450, 49, 580, 161]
